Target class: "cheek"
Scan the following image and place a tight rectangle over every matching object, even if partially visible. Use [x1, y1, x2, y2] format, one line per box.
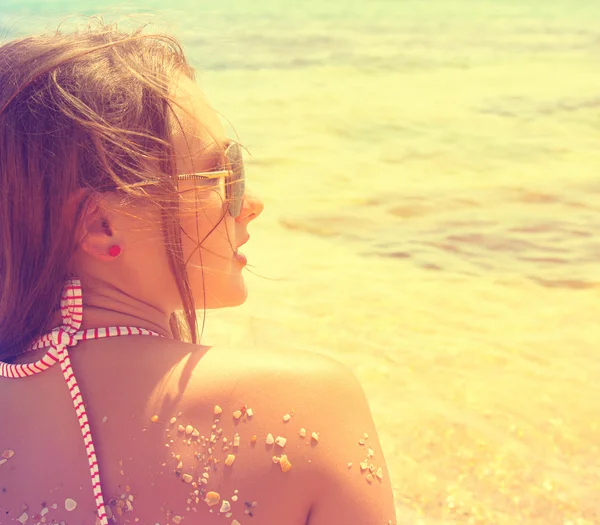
[177, 191, 236, 269]
[179, 211, 233, 265]
[178, 196, 216, 244]
[180, 221, 208, 264]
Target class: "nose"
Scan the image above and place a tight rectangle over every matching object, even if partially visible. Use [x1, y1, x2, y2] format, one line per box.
[237, 187, 264, 223]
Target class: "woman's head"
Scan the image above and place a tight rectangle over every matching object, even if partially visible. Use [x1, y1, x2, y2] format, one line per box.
[0, 21, 263, 360]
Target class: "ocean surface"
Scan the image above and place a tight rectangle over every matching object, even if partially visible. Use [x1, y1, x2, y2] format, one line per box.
[2, 1, 600, 523]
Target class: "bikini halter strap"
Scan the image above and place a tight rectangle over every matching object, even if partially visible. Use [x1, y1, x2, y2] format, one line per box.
[0, 279, 163, 525]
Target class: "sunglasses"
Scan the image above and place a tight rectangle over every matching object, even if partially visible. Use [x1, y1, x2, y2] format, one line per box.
[176, 141, 246, 218]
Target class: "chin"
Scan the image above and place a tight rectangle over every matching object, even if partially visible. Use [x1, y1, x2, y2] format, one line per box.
[205, 282, 248, 309]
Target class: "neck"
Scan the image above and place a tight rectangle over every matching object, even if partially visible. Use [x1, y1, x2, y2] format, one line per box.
[77, 306, 174, 339]
[47, 282, 175, 339]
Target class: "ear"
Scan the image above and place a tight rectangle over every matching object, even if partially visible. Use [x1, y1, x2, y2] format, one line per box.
[76, 194, 122, 262]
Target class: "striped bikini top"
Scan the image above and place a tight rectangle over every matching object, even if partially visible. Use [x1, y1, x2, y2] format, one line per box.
[0, 279, 163, 525]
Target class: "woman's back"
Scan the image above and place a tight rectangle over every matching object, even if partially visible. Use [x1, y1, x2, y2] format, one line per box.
[0, 336, 395, 524]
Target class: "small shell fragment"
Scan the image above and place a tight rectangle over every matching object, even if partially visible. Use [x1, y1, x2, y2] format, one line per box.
[17, 512, 28, 524]
[204, 491, 221, 507]
[192, 429, 200, 438]
[65, 497, 78, 511]
[220, 500, 231, 513]
[299, 428, 307, 437]
[225, 454, 236, 467]
[2, 450, 14, 459]
[275, 436, 287, 448]
[169, 417, 177, 425]
[232, 520, 241, 525]
[366, 473, 374, 483]
[283, 413, 291, 422]
[233, 434, 240, 447]
[232, 495, 238, 502]
[0, 459, 7, 467]
[185, 425, 194, 435]
[178, 425, 186, 433]
[246, 408, 253, 417]
[311, 432, 320, 443]
[368, 448, 375, 458]
[348, 462, 353, 468]
[214, 405, 223, 415]
[182, 473, 193, 483]
[376, 467, 383, 480]
[233, 410, 243, 420]
[360, 461, 369, 471]
[266, 433, 275, 445]
[151, 415, 159, 423]
[279, 454, 292, 472]
[172, 516, 182, 524]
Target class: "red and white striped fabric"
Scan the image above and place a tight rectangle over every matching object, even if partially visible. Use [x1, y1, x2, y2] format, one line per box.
[0, 279, 163, 525]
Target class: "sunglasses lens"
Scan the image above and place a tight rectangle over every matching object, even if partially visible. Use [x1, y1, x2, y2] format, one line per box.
[225, 142, 245, 217]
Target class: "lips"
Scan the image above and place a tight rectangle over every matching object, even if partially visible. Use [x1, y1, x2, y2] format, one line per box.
[234, 251, 248, 265]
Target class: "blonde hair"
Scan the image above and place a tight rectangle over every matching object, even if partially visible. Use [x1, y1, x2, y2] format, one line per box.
[0, 20, 207, 359]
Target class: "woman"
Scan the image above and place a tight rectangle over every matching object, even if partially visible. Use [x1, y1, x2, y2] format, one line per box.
[0, 22, 396, 525]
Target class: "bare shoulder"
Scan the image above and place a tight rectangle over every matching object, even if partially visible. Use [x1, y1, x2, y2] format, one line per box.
[138, 344, 397, 525]
[0, 340, 396, 525]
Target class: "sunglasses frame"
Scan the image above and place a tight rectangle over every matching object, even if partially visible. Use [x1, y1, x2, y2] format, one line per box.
[176, 142, 245, 218]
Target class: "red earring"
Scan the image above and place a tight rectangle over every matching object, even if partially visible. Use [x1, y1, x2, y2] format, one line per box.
[108, 245, 121, 258]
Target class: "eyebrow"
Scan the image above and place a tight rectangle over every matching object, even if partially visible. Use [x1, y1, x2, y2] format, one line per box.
[179, 142, 222, 175]
[177, 140, 231, 179]
[201, 139, 231, 165]
[205, 139, 230, 154]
